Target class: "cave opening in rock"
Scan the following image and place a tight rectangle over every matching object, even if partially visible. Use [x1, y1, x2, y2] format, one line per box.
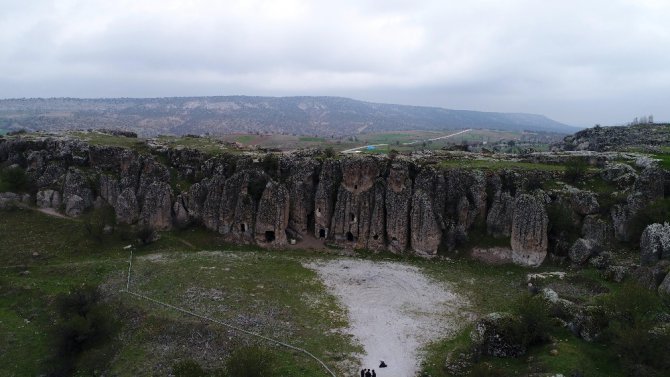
[350, 213, 355, 222]
[346, 231, 354, 242]
[265, 231, 275, 242]
[354, 184, 358, 190]
[240, 223, 246, 232]
[373, 234, 379, 240]
[319, 228, 326, 238]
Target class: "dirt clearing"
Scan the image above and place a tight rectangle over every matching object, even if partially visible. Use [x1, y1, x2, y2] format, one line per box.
[305, 258, 469, 377]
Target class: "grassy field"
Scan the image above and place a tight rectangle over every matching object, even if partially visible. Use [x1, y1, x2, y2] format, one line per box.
[0, 206, 650, 377]
[438, 159, 567, 171]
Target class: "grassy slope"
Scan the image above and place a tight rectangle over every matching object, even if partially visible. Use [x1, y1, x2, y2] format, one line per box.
[0, 207, 638, 377]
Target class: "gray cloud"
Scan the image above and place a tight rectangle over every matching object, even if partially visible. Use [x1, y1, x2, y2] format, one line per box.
[1, 0, 669, 126]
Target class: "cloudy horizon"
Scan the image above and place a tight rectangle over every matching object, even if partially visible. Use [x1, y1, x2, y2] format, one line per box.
[2, 0, 669, 127]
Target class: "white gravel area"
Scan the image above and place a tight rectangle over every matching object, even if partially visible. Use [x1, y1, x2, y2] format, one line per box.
[305, 258, 468, 377]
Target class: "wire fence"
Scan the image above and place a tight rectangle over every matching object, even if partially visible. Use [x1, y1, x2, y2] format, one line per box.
[121, 250, 337, 377]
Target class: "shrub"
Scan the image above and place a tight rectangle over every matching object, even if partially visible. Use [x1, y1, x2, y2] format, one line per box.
[0, 166, 28, 192]
[629, 198, 670, 244]
[225, 346, 275, 377]
[321, 147, 336, 158]
[512, 294, 552, 347]
[599, 282, 670, 375]
[564, 158, 588, 184]
[136, 226, 157, 245]
[83, 205, 115, 242]
[173, 359, 208, 377]
[47, 285, 117, 376]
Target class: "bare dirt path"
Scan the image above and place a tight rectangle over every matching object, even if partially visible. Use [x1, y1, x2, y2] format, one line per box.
[305, 259, 469, 377]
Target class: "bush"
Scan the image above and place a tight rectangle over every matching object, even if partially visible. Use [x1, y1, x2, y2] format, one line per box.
[83, 205, 116, 242]
[47, 285, 117, 376]
[225, 346, 275, 377]
[599, 282, 670, 375]
[0, 166, 28, 192]
[173, 359, 209, 377]
[564, 158, 588, 184]
[321, 147, 336, 159]
[512, 294, 552, 347]
[136, 226, 157, 245]
[629, 198, 670, 244]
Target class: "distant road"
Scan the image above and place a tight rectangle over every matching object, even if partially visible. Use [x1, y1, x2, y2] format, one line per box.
[341, 143, 389, 154]
[402, 129, 471, 145]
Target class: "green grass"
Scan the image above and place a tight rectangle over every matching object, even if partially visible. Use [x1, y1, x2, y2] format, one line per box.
[157, 135, 228, 156]
[236, 135, 255, 144]
[298, 136, 325, 142]
[654, 147, 670, 170]
[438, 159, 567, 171]
[68, 131, 152, 154]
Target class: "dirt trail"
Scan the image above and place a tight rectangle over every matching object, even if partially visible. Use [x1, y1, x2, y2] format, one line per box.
[305, 259, 468, 377]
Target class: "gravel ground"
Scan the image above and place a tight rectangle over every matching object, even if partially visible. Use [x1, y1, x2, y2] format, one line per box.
[305, 258, 468, 377]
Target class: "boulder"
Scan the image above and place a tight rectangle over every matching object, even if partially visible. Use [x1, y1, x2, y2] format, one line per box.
[601, 162, 637, 188]
[64, 194, 86, 217]
[569, 238, 597, 265]
[581, 215, 613, 247]
[632, 261, 670, 290]
[602, 265, 630, 283]
[470, 313, 526, 357]
[511, 194, 548, 267]
[568, 188, 599, 216]
[658, 273, 670, 296]
[36, 189, 61, 209]
[0, 192, 20, 209]
[640, 223, 670, 266]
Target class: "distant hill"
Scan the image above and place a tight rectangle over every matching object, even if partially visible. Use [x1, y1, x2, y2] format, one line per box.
[0, 96, 575, 136]
[563, 123, 670, 152]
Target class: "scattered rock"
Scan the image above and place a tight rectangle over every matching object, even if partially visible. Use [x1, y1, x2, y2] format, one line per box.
[640, 223, 670, 266]
[471, 312, 526, 357]
[569, 238, 597, 265]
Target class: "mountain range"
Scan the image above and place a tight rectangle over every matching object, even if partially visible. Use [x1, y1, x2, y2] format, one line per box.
[0, 96, 575, 136]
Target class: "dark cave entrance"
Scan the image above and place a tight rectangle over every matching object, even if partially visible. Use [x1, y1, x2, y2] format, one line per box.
[346, 231, 354, 242]
[319, 228, 326, 238]
[265, 231, 276, 242]
[240, 223, 246, 233]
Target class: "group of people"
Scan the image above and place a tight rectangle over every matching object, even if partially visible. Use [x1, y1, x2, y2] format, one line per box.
[359, 361, 386, 377]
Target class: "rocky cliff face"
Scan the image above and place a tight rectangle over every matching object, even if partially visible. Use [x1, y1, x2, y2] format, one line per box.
[1, 135, 666, 267]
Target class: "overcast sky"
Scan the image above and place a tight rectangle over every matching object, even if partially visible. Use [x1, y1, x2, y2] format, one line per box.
[1, 0, 669, 126]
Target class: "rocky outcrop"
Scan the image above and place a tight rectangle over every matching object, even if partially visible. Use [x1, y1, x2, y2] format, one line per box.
[140, 182, 173, 230]
[36, 189, 61, 209]
[62, 168, 93, 215]
[385, 162, 412, 252]
[640, 223, 670, 266]
[569, 238, 597, 265]
[511, 194, 548, 267]
[486, 191, 514, 238]
[254, 181, 290, 246]
[2, 135, 665, 265]
[471, 313, 526, 357]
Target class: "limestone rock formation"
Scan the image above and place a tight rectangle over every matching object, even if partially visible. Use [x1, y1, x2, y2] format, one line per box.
[140, 182, 173, 230]
[486, 191, 514, 238]
[254, 181, 290, 246]
[471, 313, 526, 357]
[385, 162, 412, 252]
[115, 188, 139, 224]
[36, 189, 61, 209]
[569, 238, 597, 265]
[62, 168, 93, 214]
[640, 223, 670, 266]
[511, 194, 548, 267]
